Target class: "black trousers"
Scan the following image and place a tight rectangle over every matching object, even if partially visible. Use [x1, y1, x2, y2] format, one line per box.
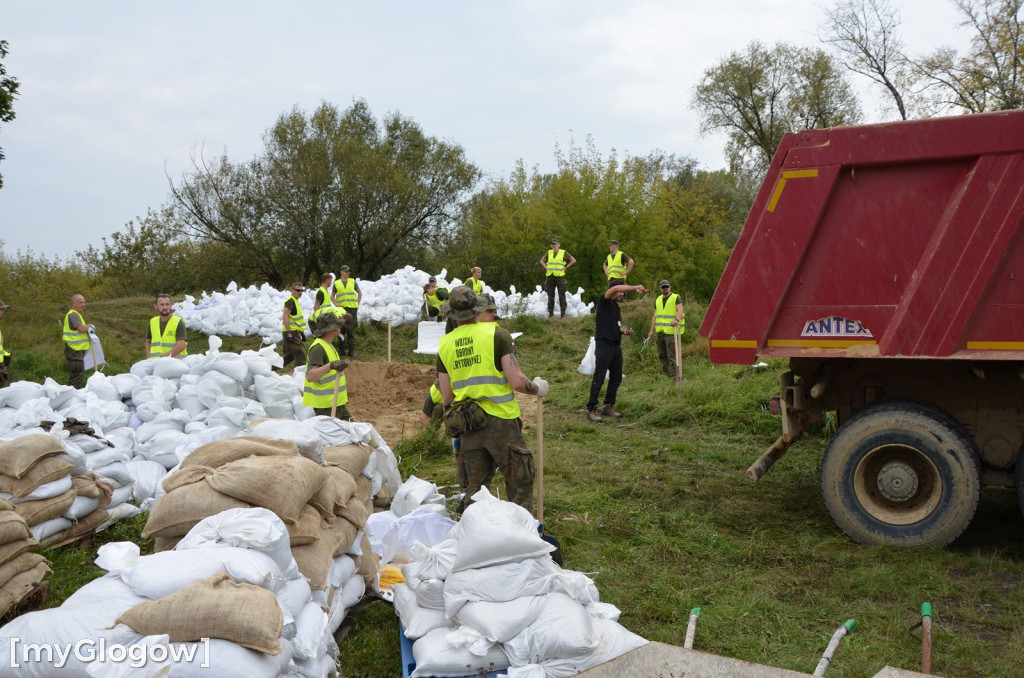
[587, 338, 622, 410]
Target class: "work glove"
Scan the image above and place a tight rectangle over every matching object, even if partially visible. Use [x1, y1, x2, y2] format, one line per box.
[532, 376, 550, 398]
[329, 359, 348, 372]
[285, 331, 293, 341]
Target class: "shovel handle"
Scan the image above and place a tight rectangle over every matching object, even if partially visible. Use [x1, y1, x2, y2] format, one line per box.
[537, 395, 544, 525]
[330, 372, 340, 418]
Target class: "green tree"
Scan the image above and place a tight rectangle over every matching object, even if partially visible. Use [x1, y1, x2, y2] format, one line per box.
[0, 40, 21, 190]
[166, 100, 480, 286]
[913, 0, 1023, 113]
[691, 41, 861, 179]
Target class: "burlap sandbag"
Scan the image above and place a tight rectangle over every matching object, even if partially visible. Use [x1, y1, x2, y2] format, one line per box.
[205, 456, 326, 525]
[287, 504, 322, 546]
[142, 483, 249, 539]
[323, 444, 371, 479]
[0, 457, 75, 498]
[373, 483, 393, 510]
[153, 535, 182, 553]
[0, 434, 64, 479]
[115, 572, 283, 655]
[0, 551, 49, 586]
[327, 518, 359, 558]
[180, 436, 298, 469]
[353, 532, 379, 586]
[355, 474, 373, 503]
[71, 473, 114, 507]
[0, 537, 35, 566]
[0, 511, 31, 544]
[308, 466, 357, 521]
[161, 465, 214, 494]
[0, 498, 15, 512]
[14, 487, 76, 526]
[39, 508, 110, 549]
[292, 518, 351, 590]
[0, 560, 51, 618]
[337, 495, 369, 531]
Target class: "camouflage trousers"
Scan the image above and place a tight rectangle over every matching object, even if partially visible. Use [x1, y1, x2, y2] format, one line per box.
[314, 405, 353, 422]
[457, 414, 535, 513]
[0, 363, 8, 389]
[65, 346, 85, 389]
[655, 331, 679, 378]
[281, 335, 305, 369]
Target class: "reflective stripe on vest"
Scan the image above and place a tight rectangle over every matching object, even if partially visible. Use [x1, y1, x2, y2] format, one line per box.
[438, 322, 520, 419]
[546, 249, 566, 276]
[317, 285, 336, 307]
[469, 277, 483, 294]
[303, 338, 347, 408]
[0, 328, 6, 363]
[654, 293, 684, 334]
[335, 278, 358, 308]
[63, 311, 90, 351]
[148, 315, 188, 358]
[606, 251, 626, 279]
[283, 297, 308, 333]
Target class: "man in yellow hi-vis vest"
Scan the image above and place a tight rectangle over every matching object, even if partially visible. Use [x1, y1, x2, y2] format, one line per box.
[145, 294, 188, 359]
[335, 265, 361, 357]
[437, 286, 549, 512]
[63, 294, 93, 389]
[467, 266, 485, 294]
[303, 309, 351, 421]
[0, 299, 10, 388]
[603, 240, 634, 287]
[281, 282, 308, 371]
[539, 237, 576, 318]
[647, 279, 684, 379]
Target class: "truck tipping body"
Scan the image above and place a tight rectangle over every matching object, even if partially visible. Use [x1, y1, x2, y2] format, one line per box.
[699, 110, 1024, 548]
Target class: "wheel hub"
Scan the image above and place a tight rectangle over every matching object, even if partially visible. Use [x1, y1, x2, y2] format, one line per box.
[877, 461, 919, 502]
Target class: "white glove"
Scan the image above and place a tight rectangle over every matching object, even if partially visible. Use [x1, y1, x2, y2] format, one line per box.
[532, 377, 550, 398]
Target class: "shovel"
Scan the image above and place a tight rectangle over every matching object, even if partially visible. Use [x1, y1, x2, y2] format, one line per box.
[537, 395, 563, 565]
[330, 372, 341, 418]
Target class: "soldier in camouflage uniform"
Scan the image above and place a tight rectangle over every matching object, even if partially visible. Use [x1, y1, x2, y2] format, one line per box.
[437, 287, 550, 512]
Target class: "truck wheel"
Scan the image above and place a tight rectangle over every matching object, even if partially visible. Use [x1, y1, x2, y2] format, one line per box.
[820, 401, 980, 549]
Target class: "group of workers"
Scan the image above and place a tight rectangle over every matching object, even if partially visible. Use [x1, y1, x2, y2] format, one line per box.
[3, 241, 682, 517]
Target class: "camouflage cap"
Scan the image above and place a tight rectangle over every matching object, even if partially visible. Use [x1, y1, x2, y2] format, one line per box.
[441, 286, 488, 322]
[480, 293, 497, 312]
[0, 299, 9, 310]
[309, 306, 346, 337]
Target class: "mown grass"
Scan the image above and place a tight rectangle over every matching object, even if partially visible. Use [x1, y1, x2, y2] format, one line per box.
[13, 295, 1024, 677]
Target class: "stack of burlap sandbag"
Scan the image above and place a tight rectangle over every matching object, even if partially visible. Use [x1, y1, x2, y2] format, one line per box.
[142, 432, 379, 634]
[0, 507, 340, 677]
[392, 488, 648, 678]
[0, 498, 50, 618]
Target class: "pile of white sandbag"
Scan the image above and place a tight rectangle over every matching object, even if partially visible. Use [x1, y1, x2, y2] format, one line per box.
[0, 497, 50, 618]
[391, 488, 647, 678]
[173, 266, 594, 344]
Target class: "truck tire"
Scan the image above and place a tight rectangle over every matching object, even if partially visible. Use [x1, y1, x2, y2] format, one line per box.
[820, 400, 980, 549]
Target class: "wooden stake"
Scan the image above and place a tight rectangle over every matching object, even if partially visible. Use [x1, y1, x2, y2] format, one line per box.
[674, 327, 683, 381]
[387, 318, 392, 363]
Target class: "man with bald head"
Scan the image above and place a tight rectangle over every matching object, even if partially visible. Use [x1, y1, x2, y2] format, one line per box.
[63, 294, 94, 388]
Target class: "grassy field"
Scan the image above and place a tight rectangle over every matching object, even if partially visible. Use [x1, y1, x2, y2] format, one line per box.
[8, 294, 1024, 677]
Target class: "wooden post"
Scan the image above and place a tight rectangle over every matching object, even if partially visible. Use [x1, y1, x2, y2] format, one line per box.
[387, 318, 392, 363]
[330, 373, 340, 418]
[537, 395, 545, 524]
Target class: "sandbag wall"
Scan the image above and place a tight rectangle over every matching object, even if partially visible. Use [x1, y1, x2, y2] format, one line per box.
[0, 498, 50, 618]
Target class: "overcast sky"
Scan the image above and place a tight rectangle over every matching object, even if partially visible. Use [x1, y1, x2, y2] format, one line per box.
[1, 1, 970, 259]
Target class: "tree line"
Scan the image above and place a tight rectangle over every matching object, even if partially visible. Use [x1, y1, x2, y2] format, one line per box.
[2, 0, 1020, 308]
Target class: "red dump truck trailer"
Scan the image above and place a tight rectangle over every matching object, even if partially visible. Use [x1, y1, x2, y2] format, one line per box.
[699, 109, 1024, 549]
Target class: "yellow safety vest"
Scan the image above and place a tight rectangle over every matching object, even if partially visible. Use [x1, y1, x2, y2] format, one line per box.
[426, 289, 447, 310]
[606, 251, 627, 280]
[316, 285, 336, 308]
[282, 297, 308, 333]
[303, 338, 347, 409]
[545, 249, 566, 277]
[335, 278, 358, 308]
[148, 315, 188, 358]
[438, 322, 520, 420]
[0, 328, 8, 364]
[429, 382, 442, 405]
[654, 293, 684, 335]
[468, 277, 483, 294]
[63, 310, 90, 351]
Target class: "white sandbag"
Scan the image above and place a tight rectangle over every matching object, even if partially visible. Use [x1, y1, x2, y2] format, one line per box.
[174, 382, 206, 418]
[109, 484, 134, 507]
[276, 575, 313, 623]
[1, 474, 73, 504]
[29, 515, 72, 542]
[204, 353, 250, 383]
[130, 376, 179, 421]
[44, 377, 82, 410]
[104, 426, 137, 458]
[379, 509, 457, 568]
[241, 418, 324, 463]
[151, 356, 190, 380]
[394, 582, 449, 640]
[125, 459, 169, 503]
[95, 541, 141, 578]
[124, 546, 288, 600]
[406, 573, 445, 611]
[68, 432, 111, 454]
[338, 570, 365, 613]
[109, 372, 141, 399]
[205, 401, 267, 432]
[197, 370, 243, 403]
[453, 595, 548, 644]
[447, 488, 553, 572]
[550, 569, 601, 605]
[410, 626, 510, 678]
[291, 601, 329, 661]
[135, 409, 189, 444]
[86, 371, 123, 402]
[402, 537, 458, 582]
[84, 445, 130, 471]
[177, 507, 300, 580]
[2, 382, 46, 408]
[64, 494, 101, 520]
[241, 351, 274, 377]
[62, 571, 148, 615]
[577, 336, 597, 375]
[95, 502, 143, 532]
[253, 374, 298, 406]
[0, 607, 133, 677]
[58, 441, 88, 476]
[511, 618, 648, 678]
[443, 556, 560, 618]
[14, 397, 61, 429]
[390, 476, 438, 517]
[129, 359, 156, 377]
[502, 593, 596, 665]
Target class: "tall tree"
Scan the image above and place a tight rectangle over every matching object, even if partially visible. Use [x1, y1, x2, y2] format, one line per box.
[913, 0, 1023, 113]
[166, 100, 480, 286]
[0, 40, 21, 190]
[821, 0, 912, 119]
[691, 41, 861, 179]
